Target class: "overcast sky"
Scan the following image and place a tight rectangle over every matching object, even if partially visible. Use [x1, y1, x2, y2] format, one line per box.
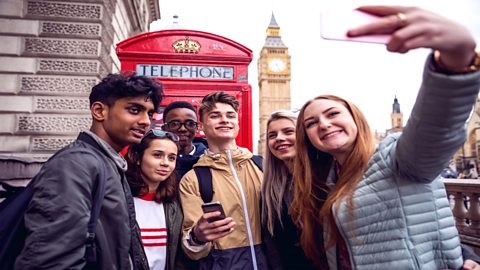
[150, 0, 480, 150]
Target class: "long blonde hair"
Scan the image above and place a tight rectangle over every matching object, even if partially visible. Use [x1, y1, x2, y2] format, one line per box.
[261, 110, 298, 235]
[290, 95, 375, 268]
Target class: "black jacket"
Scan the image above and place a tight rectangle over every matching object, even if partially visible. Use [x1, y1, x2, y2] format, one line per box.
[175, 139, 207, 179]
[16, 132, 148, 269]
[262, 175, 316, 270]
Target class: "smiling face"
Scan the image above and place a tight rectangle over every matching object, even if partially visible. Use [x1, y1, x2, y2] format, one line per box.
[163, 107, 198, 154]
[97, 96, 154, 151]
[140, 138, 178, 192]
[303, 99, 358, 164]
[267, 118, 296, 162]
[199, 102, 239, 144]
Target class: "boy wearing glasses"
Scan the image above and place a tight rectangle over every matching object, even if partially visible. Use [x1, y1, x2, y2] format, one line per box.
[16, 73, 163, 270]
[162, 101, 207, 178]
[179, 92, 267, 270]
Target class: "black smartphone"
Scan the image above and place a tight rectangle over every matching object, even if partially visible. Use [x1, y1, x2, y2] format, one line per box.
[201, 201, 227, 223]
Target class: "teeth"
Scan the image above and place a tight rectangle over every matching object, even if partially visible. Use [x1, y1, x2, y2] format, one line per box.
[322, 131, 340, 140]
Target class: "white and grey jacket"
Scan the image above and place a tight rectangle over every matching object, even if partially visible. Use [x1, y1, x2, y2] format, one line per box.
[326, 55, 480, 270]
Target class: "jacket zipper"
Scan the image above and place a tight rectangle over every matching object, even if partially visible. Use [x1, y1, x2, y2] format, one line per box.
[332, 201, 356, 270]
[226, 150, 258, 270]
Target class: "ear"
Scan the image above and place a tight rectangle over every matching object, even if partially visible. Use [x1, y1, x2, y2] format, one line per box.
[91, 101, 108, 122]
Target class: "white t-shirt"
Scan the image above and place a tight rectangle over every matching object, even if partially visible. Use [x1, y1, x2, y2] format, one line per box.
[134, 193, 167, 270]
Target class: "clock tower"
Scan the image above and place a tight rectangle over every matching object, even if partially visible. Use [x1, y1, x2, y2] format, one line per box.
[257, 13, 291, 155]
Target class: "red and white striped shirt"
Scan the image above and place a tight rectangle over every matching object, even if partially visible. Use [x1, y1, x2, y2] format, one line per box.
[134, 193, 167, 270]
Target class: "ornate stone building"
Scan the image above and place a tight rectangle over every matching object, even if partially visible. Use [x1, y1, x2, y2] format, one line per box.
[386, 96, 403, 135]
[257, 13, 291, 155]
[373, 96, 404, 143]
[0, 0, 160, 160]
[453, 99, 480, 176]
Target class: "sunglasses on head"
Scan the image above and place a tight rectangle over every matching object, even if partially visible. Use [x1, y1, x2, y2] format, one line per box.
[145, 129, 180, 142]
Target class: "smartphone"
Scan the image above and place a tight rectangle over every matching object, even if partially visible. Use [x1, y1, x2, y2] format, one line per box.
[320, 9, 390, 44]
[201, 201, 227, 223]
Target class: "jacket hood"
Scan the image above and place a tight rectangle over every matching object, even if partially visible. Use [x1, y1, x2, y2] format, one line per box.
[194, 147, 253, 172]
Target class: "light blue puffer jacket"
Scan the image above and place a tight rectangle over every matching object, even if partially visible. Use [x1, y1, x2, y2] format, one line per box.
[326, 56, 480, 270]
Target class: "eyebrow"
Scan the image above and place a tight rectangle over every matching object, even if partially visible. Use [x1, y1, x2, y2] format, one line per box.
[208, 110, 236, 116]
[152, 149, 177, 156]
[304, 106, 336, 121]
[127, 102, 147, 110]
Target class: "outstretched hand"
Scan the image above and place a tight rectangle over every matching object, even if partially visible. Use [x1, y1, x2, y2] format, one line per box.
[347, 6, 476, 70]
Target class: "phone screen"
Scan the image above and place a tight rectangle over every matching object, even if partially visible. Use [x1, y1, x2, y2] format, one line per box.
[320, 9, 390, 44]
[201, 201, 227, 223]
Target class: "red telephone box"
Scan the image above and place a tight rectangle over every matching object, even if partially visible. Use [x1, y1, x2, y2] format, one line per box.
[116, 30, 254, 151]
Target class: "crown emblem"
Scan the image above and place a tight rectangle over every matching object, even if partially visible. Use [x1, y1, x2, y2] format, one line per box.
[172, 36, 201, 53]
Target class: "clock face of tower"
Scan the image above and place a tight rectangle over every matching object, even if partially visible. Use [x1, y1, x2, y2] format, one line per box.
[268, 58, 286, 72]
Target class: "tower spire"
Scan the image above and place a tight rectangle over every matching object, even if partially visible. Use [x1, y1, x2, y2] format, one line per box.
[264, 12, 286, 48]
[392, 95, 401, 113]
[269, 12, 279, 28]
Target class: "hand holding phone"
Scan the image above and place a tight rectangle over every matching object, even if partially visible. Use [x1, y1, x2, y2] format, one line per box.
[320, 9, 390, 44]
[201, 201, 227, 223]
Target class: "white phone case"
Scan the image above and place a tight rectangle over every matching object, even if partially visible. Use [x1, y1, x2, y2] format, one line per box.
[320, 9, 390, 44]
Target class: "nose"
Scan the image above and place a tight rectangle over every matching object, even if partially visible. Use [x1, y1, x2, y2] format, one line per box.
[139, 112, 151, 127]
[220, 114, 229, 122]
[159, 157, 168, 166]
[275, 133, 286, 141]
[178, 122, 188, 131]
[318, 118, 331, 130]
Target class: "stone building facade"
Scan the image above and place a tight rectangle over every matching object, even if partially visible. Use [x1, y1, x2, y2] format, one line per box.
[453, 99, 480, 177]
[0, 0, 160, 160]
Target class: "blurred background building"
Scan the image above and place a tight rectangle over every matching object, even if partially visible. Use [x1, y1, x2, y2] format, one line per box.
[0, 0, 160, 160]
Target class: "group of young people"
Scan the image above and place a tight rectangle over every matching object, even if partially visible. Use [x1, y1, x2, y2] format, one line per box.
[14, 5, 480, 270]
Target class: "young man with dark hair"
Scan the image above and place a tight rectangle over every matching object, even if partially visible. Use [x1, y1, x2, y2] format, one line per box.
[15, 72, 163, 269]
[162, 101, 207, 178]
[179, 92, 268, 270]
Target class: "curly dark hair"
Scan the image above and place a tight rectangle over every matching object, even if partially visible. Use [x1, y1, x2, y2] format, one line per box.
[89, 71, 164, 112]
[125, 132, 178, 203]
[162, 100, 197, 121]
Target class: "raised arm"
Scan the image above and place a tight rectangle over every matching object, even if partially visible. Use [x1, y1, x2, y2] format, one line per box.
[349, 6, 480, 181]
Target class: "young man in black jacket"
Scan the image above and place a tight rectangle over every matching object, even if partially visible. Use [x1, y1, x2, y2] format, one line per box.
[162, 101, 207, 179]
[16, 73, 163, 270]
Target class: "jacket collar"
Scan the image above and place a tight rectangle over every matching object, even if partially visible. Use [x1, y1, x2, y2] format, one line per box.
[79, 131, 128, 172]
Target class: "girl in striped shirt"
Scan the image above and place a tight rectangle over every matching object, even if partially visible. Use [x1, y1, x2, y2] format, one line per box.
[126, 129, 186, 270]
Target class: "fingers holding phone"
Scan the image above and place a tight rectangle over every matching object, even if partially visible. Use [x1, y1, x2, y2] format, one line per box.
[345, 6, 476, 57]
[193, 202, 236, 243]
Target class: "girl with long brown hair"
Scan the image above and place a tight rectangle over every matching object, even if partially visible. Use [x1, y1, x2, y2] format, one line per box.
[126, 129, 187, 270]
[290, 5, 480, 270]
[261, 110, 316, 269]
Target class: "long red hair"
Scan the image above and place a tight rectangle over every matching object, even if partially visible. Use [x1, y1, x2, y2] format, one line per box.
[290, 95, 375, 268]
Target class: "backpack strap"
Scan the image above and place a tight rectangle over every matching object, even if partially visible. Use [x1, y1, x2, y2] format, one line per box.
[193, 155, 263, 204]
[194, 167, 213, 203]
[251, 155, 263, 171]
